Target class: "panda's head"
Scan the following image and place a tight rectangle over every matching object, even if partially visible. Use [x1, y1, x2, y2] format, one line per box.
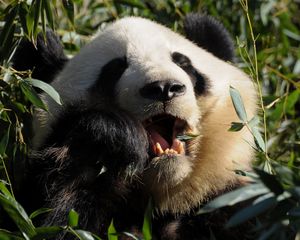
[38, 15, 257, 214]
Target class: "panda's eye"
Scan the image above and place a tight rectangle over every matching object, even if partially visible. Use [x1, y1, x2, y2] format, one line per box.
[172, 52, 191, 69]
[95, 56, 128, 98]
[171, 52, 207, 95]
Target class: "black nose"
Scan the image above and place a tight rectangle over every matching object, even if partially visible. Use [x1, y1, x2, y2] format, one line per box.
[139, 80, 186, 101]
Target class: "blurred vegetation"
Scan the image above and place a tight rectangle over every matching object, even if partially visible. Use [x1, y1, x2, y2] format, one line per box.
[0, 0, 300, 239]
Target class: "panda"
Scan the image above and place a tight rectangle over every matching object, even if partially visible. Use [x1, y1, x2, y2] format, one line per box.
[13, 14, 257, 239]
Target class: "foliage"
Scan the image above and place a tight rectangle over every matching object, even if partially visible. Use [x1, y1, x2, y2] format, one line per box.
[0, 0, 300, 239]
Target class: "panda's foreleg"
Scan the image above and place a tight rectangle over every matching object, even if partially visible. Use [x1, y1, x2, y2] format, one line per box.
[31, 104, 149, 237]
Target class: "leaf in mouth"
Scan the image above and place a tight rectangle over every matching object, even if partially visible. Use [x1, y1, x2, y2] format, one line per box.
[176, 133, 199, 142]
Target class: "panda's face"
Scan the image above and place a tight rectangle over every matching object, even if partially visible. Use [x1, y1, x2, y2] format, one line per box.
[101, 20, 213, 187]
[46, 17, 256, 213]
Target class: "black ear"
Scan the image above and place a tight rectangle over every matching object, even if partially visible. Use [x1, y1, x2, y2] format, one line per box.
[12, 30, 68, 84]
[184, 14, 235, 62]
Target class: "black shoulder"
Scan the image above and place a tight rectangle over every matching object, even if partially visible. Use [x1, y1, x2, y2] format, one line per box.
[184, 14, 235, 62]
[12, 30, 68, 83]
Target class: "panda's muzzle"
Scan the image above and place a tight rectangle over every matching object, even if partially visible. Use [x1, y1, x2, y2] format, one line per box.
[139, 80, 186, 102]
[143, 114, 188, 157]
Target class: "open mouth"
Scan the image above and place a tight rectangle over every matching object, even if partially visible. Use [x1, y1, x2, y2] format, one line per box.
[143, 114, 189, 157]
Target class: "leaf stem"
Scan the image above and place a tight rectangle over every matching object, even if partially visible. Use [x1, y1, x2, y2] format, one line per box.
[240, 0, 270, 164]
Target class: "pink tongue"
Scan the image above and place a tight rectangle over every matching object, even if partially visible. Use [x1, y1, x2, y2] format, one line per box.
[147, 127, 170, 150]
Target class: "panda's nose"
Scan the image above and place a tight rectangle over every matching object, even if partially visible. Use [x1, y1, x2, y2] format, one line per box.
[139, 80, 186, 101]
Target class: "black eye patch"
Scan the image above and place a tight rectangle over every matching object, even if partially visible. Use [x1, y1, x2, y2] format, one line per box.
[94, 56, 128, 98]
[171, 52, 208, 95]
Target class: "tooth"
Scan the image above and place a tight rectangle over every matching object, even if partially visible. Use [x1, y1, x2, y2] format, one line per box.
[156, 143, 164, 156]
[171, 139, 185, 155]
[168, 149, 178, 155]
[178, 141, 185, 154]
[171, 139, 180, 151]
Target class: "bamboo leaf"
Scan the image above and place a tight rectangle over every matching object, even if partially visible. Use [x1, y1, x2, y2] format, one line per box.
[74, 230, 96, 240]
[0, 229, 24, 240]
[229, 86, 248, 122]
[19, 81, 47, 110]
[0, 124, 11, 156]
[27, 78, 62, 105]
[198, 183, 269, 214]
[228, 122, 244, 132]
[32, 226, 64, 240]
[0, 5, 18, 47]
[255, 169, 284, 196]
[251, 126, 266, 152]
[32, 0, 43, 37]
[19, 2, 30, 36]
[62, 0, 75, 26]
[43, 0, 54, 29]
[29, 208, 52, 219]
[68, 209, 79, 228]
[226, 196, 277, 228]
[108, 220, 118, 240]
[0, 192, 36, 238]
[142, 199, 153, 240]
[117, 0, 146, 9]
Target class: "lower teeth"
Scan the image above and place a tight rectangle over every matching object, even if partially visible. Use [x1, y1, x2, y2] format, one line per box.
[153, 140, 185, 156]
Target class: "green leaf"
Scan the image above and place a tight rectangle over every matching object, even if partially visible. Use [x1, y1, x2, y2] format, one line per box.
[19, 2, 30, 36]
[33, 0, 43, 37]
[255, 169, 284, 196]
[0, 229, 24, 240]
[0, 192, 36, 238]
[229, 86, 248, 122]
[226, 196, 277, 228]
[251, 126, 266, 152]
[43, 0, 54, 29]
[32, 226, 64, 240]
[285, 90, 299, 114]
[68, 209, 79, 227]
[62, 0, 75, 26]
[0, 182, 13, 198]
[27, 78, 62, 105]
[0, 124, 11, 156]
[0, 5, 18, 47]
[117, 0, 146, 9]
[19, 80, 47, 110]
[247, 116, 260, 129]
[228, 122, 244, 132]
[142, 199, 153, 240]
[108, 220, 118, 240]
[26, 4, 35, 37]
[176, 133, 199, 141]
[121, 232, 139, 240]
[0, 5, 17, 64]
[40, 1, 46, 36]
[30, 208, 52, 219]
[74, 230, 96, 240]
[198, 183, 269, 214]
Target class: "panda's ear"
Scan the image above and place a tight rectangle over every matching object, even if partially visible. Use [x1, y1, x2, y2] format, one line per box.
[184, 14, 235, 62]
[12, 30, 68, 84]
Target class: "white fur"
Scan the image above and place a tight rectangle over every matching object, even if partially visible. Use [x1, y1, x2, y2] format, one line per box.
[35, 17, 257, 214]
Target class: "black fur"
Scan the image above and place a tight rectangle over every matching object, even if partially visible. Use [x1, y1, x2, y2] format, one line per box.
[172, 52, 208, 95]
[12, 30, 68, 83]
[93, 57, 128, 98]
[26, 103, 148, 238]
[184, 14, 235, 62]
